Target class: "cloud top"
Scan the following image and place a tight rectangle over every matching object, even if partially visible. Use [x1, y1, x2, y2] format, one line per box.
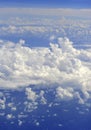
[0, 37, 91, 103]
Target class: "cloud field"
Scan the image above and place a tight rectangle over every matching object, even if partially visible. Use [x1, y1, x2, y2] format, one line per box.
[0, 37, 91, 104]
[0, 8, 91, 128]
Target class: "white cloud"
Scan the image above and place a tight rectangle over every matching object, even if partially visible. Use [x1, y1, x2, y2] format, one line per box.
[0, 15, 91, 46]
[24, 101, 38, 112]
[39, 90, 47, 104]
[0, 92, 6, 109]
[0, 37, 91, 103]
[6, 114, 14, 120]
[25, 88, 38, 102]
[49, 35, 56, 41]
[56, 87, 74, 100]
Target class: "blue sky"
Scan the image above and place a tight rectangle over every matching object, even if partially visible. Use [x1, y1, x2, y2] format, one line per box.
[0, 0, 91, 8]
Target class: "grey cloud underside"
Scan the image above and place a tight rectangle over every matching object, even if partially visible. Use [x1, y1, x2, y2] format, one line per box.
[0, 37, 91, 103]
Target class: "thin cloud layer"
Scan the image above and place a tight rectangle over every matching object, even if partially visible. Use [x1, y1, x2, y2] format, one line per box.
[0, 8, 91, 18]
[0, 37, 91, 103]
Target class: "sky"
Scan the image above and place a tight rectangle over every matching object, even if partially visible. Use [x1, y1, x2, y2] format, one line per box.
[0, 0, 91, 129]
[0, 0, 91, 8]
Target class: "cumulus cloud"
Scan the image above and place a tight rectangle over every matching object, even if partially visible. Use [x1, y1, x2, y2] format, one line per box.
[56, 87, 74, 100]
[0, 15, 91, 46]
[25, 88, 38, 102]
[0, 37, 91, 103]
[0, 92, 6, 109]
